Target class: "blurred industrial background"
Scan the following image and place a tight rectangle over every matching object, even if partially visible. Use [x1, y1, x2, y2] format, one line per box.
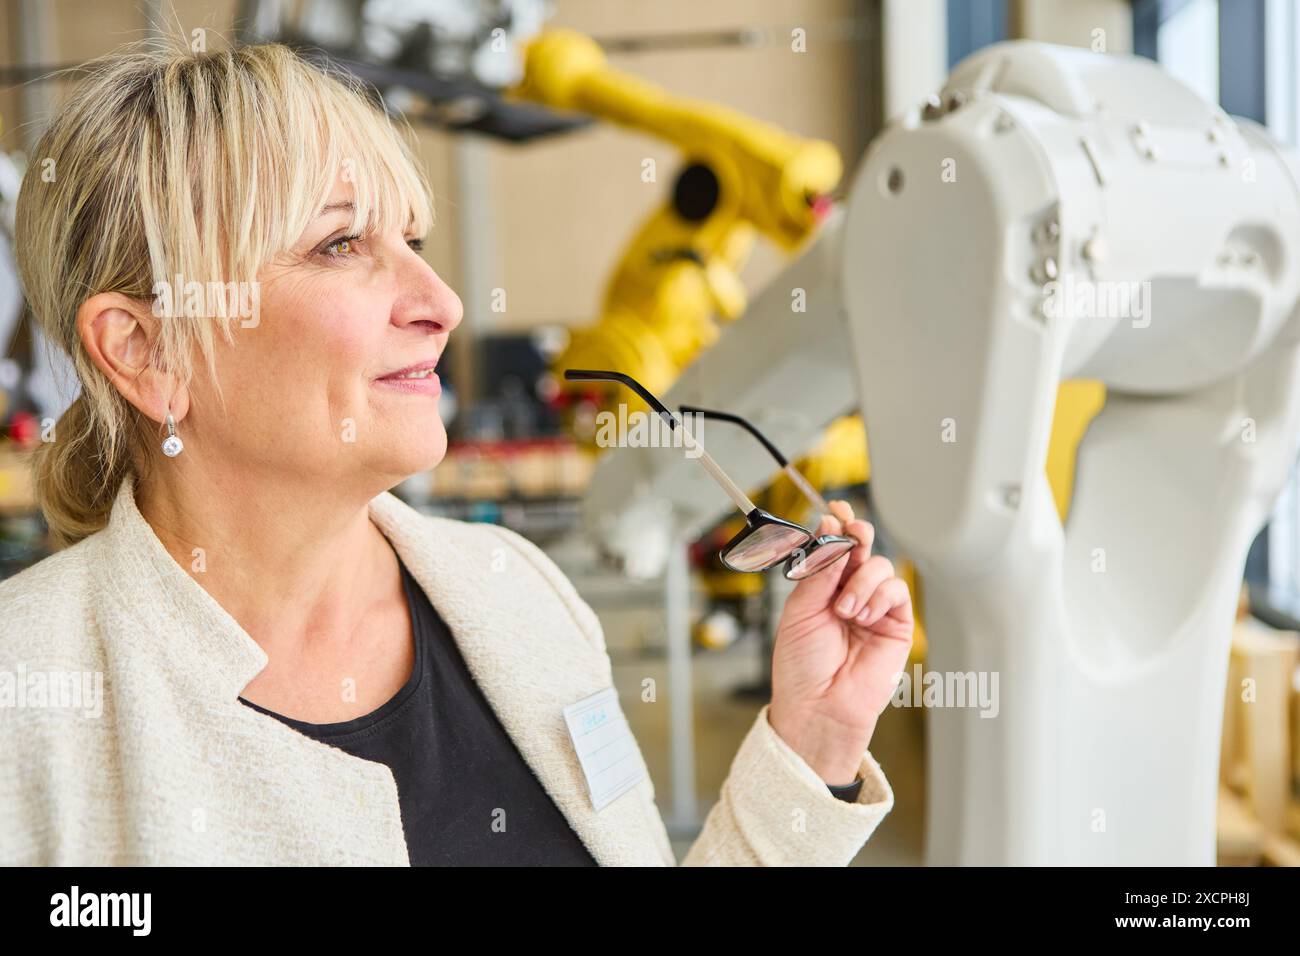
[0, 0, 1297, 866]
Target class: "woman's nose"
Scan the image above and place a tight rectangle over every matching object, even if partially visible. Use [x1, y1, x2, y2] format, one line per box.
[398, 263, 463, 335]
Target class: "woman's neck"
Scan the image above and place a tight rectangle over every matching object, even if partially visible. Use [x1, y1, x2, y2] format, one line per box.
[133, 470, 403, 651]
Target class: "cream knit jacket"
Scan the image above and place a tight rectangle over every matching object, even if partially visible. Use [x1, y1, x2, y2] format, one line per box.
[0, 473, 894, 865]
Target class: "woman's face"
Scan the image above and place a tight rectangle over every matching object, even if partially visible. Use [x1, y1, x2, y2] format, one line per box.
[189, 177, 462, 494]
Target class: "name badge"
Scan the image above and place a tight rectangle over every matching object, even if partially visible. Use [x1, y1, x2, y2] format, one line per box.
[562, 687, 646, 811]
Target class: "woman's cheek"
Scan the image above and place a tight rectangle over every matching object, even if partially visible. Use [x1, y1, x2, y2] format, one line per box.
[283, 309, 375, 392]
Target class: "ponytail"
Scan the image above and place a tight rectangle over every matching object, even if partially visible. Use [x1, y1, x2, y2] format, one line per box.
[31, 394, 138, 549]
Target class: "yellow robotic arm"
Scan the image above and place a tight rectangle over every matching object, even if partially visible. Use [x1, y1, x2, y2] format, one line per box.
[515, 28, 841, 248]
[513, 28, 841, 415]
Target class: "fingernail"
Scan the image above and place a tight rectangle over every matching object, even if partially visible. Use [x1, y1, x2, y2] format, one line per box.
[836, 593, 856, 615]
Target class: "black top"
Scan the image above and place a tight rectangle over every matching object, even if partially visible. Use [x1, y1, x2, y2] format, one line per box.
[238, 558, 598, 866]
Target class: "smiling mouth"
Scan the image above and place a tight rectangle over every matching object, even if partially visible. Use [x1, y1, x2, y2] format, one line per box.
[374, 360, 441, 395]
[376, 358, 440, 381]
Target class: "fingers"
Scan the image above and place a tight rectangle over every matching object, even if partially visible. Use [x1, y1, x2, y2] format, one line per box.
[852, 575, 911, 631]
[819, 500, 910, 633]
[833, 553, 894, 619]
[815, 500, 875, 586]
[828, 499, 854, 528]
[838, 510, 876, 578]
[819, 500, 874, 549]
[841, 516, 875, 553]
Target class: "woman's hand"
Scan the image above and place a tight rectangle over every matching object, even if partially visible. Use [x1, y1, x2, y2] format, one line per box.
[768, 499, 914, 785]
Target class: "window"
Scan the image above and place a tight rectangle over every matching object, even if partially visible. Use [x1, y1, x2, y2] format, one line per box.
[1139, 0, 1300, 614]
[1156, 0, 1220, 103]
[946, 0, 1006, 70]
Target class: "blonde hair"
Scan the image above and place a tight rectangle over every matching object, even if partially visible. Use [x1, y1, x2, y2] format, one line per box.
[14, 39, 434, 547]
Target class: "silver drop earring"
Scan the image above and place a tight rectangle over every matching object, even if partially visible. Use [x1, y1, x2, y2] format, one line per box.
[162, 412, 184, 458]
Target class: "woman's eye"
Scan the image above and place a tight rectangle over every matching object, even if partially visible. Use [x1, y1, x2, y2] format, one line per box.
[320, 234, 361, 258]
[407, 237, 425, 252]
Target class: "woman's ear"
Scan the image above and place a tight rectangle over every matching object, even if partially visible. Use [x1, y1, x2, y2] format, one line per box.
[75, 291, 189, 424]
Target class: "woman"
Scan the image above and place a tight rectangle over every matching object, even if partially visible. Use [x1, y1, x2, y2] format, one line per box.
[0, 41, 913, 866]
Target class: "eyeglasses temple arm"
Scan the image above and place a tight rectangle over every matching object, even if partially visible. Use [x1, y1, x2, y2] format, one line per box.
[687, 432, 758, 515]
[783, 463, 833, 520]
[678, 405, 789, 465]
[564, 370, 758, 516]
[680, 404, 832, 522]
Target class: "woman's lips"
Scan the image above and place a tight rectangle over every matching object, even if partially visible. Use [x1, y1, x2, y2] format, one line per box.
[374, 369, 442, 396]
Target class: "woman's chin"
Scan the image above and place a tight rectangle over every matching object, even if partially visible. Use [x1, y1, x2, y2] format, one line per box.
[375, 434, 447, 483]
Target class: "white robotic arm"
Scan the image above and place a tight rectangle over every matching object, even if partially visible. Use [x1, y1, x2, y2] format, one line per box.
[843, 40, 1300, 865]
[846, 40, 1300, 564]
[582, 40, 1300, 864]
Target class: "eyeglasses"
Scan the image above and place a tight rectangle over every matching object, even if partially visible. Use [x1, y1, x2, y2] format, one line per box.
[677, 404, 856, 580]
[563, 368, 855, 581]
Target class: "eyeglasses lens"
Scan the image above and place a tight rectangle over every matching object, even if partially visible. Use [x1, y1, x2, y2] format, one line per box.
[785, 538, 854, 580]
[723, 523, 812, 572]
